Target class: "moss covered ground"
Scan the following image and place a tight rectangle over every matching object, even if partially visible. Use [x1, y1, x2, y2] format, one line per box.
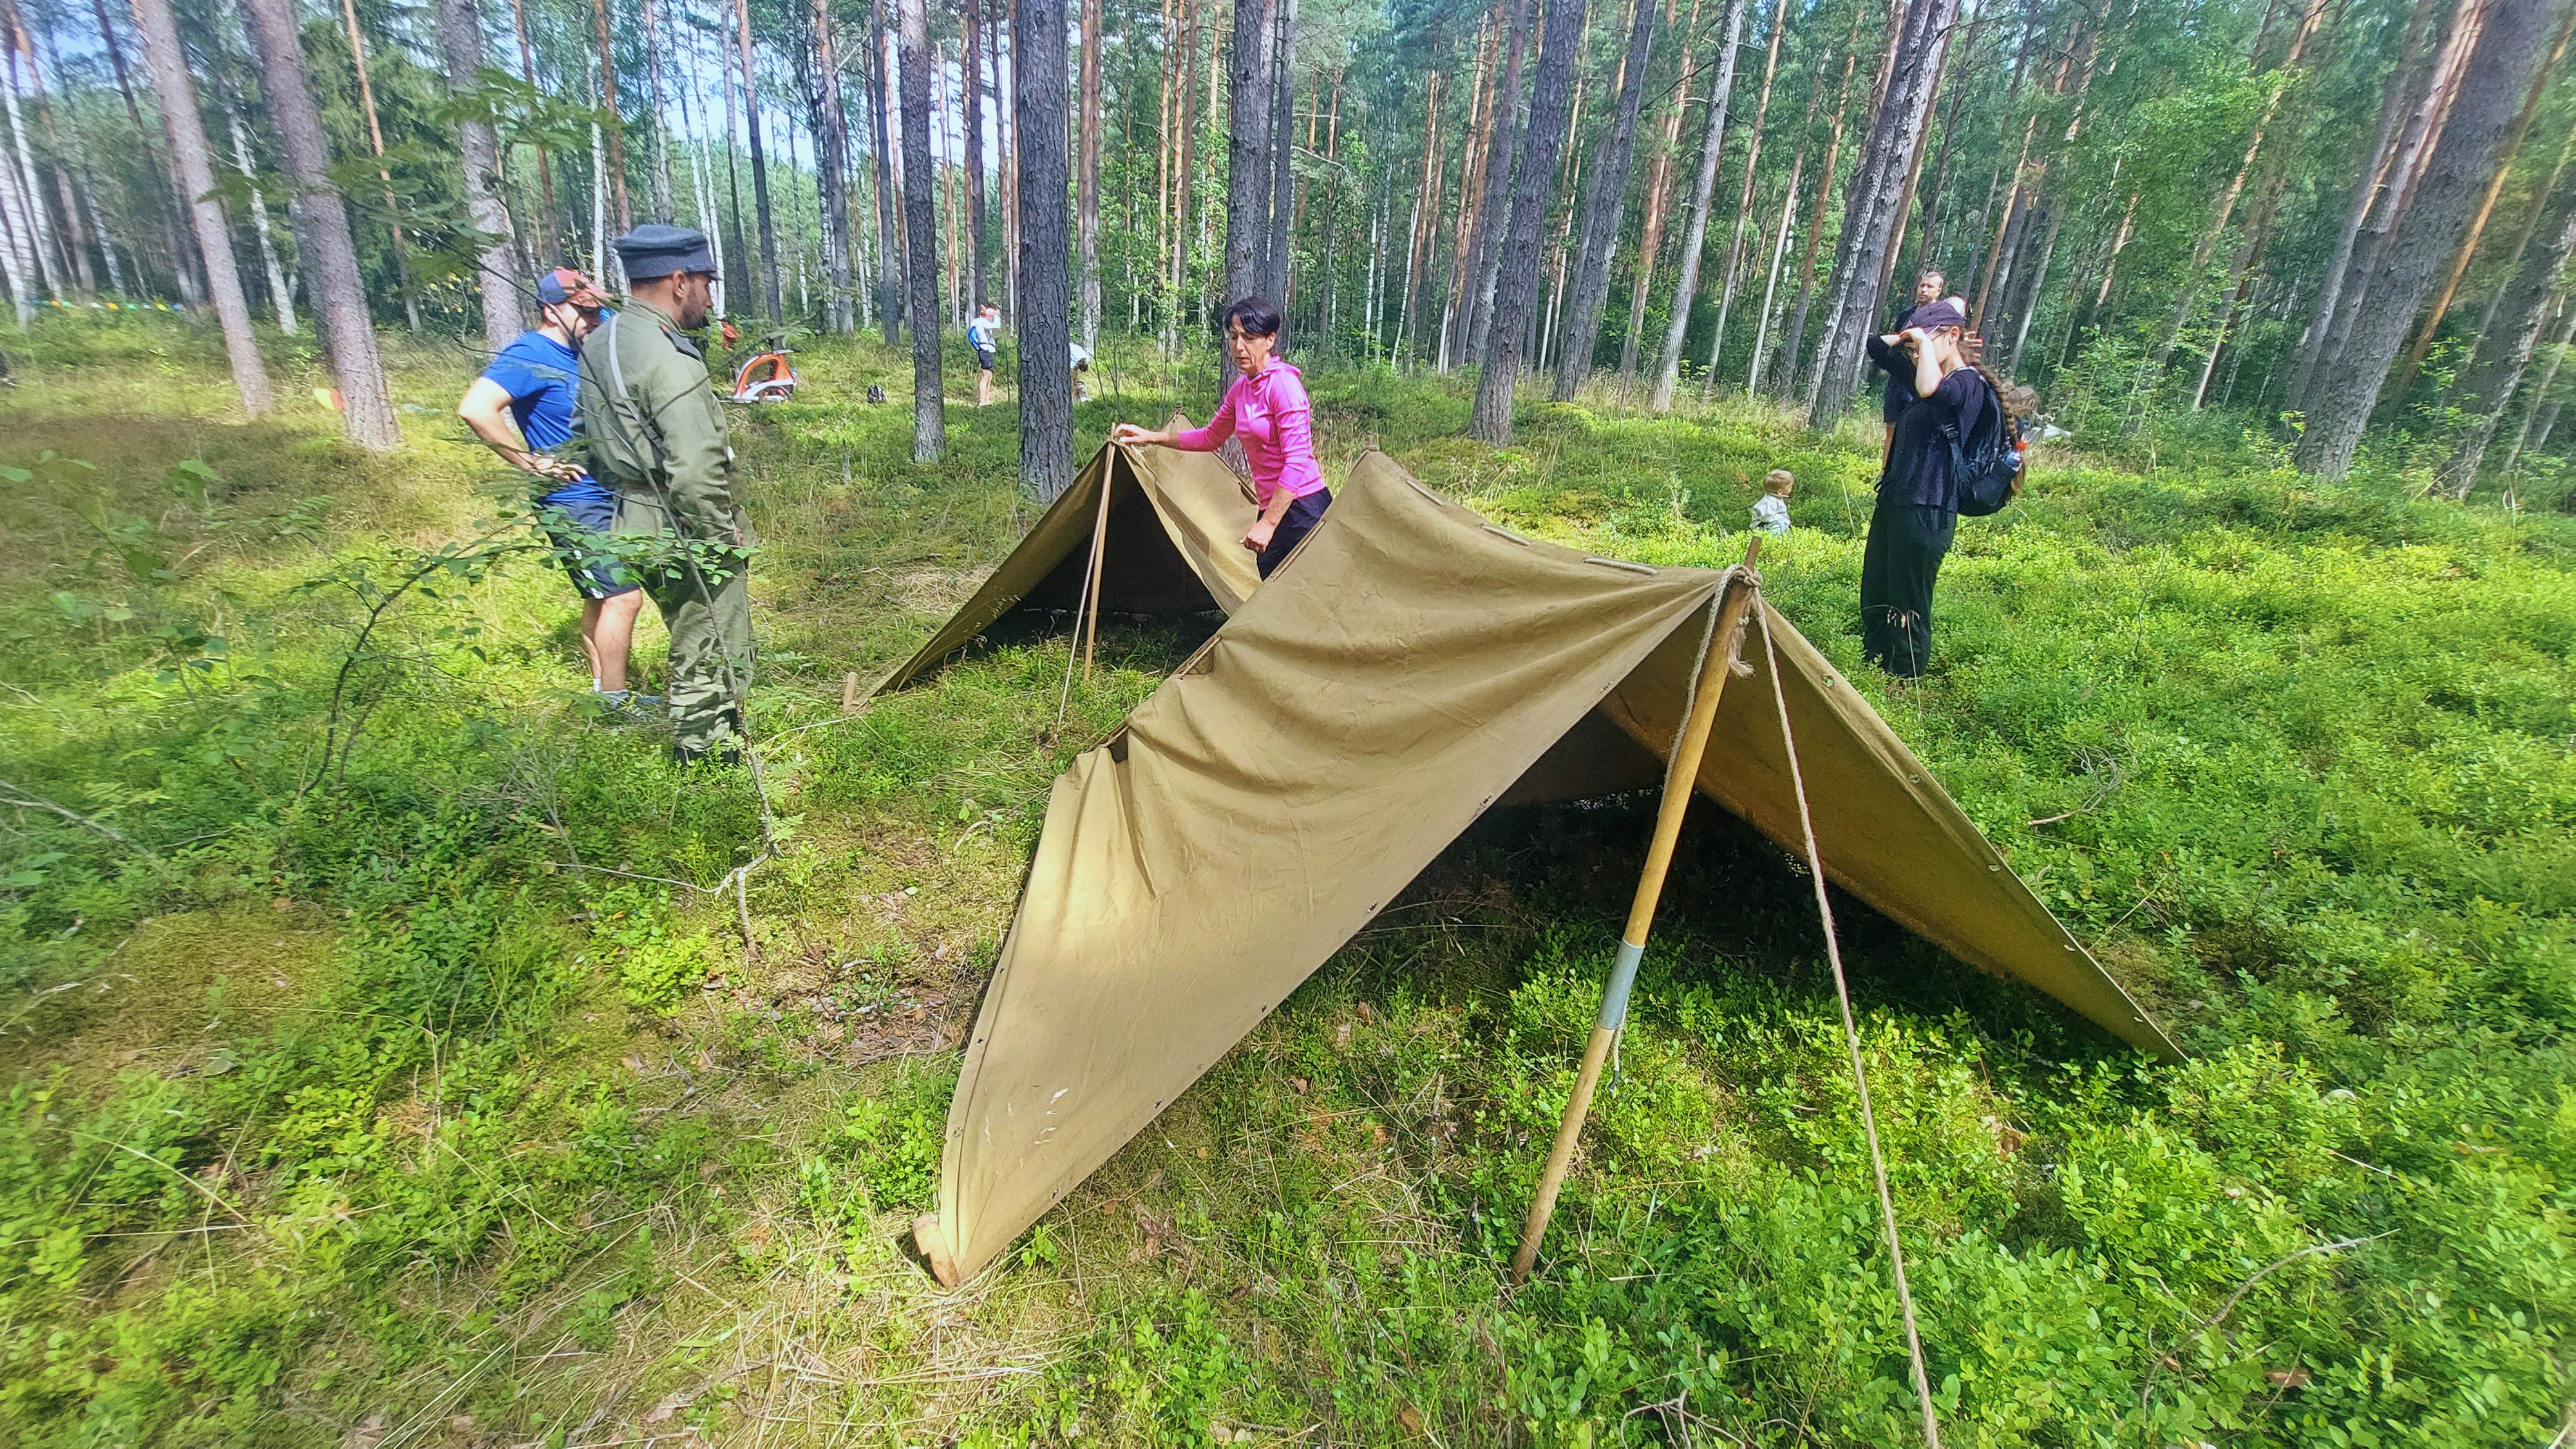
[1, 312, 2570, 1446]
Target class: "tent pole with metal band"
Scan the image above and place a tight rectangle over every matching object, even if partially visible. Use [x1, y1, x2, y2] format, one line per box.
[1510, 540, 1761, 1286]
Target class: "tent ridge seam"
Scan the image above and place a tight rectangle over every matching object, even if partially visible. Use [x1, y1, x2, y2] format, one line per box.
[1584, 556, 1661, 575]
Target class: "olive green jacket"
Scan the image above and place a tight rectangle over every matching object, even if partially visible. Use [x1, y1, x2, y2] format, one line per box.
[574, 297, 750, 545]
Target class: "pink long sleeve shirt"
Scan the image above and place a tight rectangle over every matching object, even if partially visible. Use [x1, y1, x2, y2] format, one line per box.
[1168, 360, 1329, 509]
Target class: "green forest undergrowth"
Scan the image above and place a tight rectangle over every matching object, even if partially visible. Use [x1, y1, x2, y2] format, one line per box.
[1, 313, 2571, 1446]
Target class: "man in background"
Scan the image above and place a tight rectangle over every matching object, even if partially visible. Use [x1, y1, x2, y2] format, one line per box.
[575, 225, 755, 767]
[457, 268, 649, 711]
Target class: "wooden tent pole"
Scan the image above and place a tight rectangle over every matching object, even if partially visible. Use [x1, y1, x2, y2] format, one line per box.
[1081, 451, 1117, 681]
[1510, 540, 1761, 1286]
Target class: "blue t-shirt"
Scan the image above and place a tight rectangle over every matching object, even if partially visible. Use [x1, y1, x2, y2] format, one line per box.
[482, 329, 609, 506]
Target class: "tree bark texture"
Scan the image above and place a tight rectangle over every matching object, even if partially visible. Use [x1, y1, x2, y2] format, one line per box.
[804, 0, 857, 331]
[1265, 0, 1296, 307]
[1805, 0, 1960, 425]
[870, 0, 903, 343]
[1224, 0, 1277, 311]
[736, 0, 784, 318]
[1551, 0, 1656, 399]
[1465, 0, 1534, 365]
[127, 0, 271, 410]
[2296, 0, 2571, 477]
[1646, 0, 1751, 412]
[1016, 0, 1074, 498]
[898, 0, 946, 459]
[438, 0, 525, 352]
[589, 0, 632, 233]
[1078, 0, 1103, 348]
[962, 0, 990, 308]
[1702, 0, 1789, 396]
[242, 0, 396, 446]
[1468, 0, 1588, 442]
[2438, 171, 2576, 489]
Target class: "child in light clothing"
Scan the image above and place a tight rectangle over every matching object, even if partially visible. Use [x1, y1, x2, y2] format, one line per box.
[1752, 469, 1794, 535]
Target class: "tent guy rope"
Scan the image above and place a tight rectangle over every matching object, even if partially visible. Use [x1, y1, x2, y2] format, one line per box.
[1757, 599, 1945, 1449]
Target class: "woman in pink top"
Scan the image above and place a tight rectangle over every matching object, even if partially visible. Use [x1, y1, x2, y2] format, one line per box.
[1112, 296, 1331, 578]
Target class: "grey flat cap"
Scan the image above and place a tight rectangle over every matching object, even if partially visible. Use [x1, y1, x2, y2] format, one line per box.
[612, 223, 718, 281]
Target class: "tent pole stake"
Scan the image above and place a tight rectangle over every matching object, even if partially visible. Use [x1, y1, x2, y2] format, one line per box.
[1081, 453, 1117, 681]
[1511, 542, 1761, 1287]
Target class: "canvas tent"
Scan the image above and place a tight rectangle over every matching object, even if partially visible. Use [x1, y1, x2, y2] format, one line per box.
[911, 451, 2179, 1287]
[874, 439, 1264, 692]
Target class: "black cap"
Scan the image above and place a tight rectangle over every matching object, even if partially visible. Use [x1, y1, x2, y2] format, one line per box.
[612, 223, 718, 281]
[1908, 298, 1967, 332]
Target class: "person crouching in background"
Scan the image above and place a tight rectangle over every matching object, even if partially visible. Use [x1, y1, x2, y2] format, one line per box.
[456, 269, 652, 714]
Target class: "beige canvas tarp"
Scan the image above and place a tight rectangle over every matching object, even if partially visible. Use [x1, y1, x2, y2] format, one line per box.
[914, 451, 2179, 1286]
[875, 440, 1263, 692]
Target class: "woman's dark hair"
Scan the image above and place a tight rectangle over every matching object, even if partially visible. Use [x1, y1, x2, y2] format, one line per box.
[1222, 296, 1283, 338]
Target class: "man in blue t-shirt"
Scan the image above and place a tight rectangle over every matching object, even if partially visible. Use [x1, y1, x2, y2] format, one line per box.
[458, 269, 649, 708]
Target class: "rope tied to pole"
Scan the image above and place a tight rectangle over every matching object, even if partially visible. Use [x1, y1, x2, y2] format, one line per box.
[1754, 596, 1944, 1449]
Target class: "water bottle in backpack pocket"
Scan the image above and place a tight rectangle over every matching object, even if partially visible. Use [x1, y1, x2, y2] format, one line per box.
[1944, 370, 2023, 518]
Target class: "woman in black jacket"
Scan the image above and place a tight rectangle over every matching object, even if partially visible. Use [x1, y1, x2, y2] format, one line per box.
[1860, 298, 1982, 678]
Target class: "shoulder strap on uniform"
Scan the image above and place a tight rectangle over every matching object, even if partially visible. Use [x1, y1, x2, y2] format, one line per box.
[605, 312, 631, 397]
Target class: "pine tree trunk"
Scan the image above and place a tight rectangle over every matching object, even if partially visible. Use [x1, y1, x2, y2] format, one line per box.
[1645, 0, 1751, 412]
[642, 0, 674, 220]
[1551, 0, 1656, 399]
[2, 8, 64, 301]
[590, 0, 633, 232]
[1701, 0, 1789, 396]
[88, 0, 186, 301]
[1077, 0, 1102, 348]
[898, 0, 945, 458]
[2438, 175, 2576, 489]
[1774, 10, 1862, 399]
[2297, 0, 2571, 477]
[1804, 0, 1959, 424]
[2300, 0, 2483, 410]
[224, 104, 296, 331]
[2289, 0, 2436, 411]
[1265, 0, 1294, 307]
[1222, 0, 1276, 309]
[242, 0, 396, 446]
[1467, 0, 1587, 442]
[1618, 0, 1700, 392]
[128, 0, 271, 410]
[803, 0, 855, 331]
[506, 0, 560, 261]
[333, 0, 422, 330]
[736, 0, 784, 317]
[2498, 296, 2573, 473]
[13, 3, 94, 298]
[1464, 0, 1533, 364]
[1016, 0, 1072, 497]
[961, 0, 989, 307]
[439, 0, 524, 352]
[2391, 0, 2576, 400]
[871, 0, 902, 343]
[2154, 0, 2329, 365]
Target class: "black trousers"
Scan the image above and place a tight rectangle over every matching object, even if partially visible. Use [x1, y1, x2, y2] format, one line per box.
[1859, 502, 1955, 678]
[1258, 488, 1332, 578]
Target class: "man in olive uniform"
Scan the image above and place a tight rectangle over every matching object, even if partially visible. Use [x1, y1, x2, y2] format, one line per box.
[576, 225, 755, 765]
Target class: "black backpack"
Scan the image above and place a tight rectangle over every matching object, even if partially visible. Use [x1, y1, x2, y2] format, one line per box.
[1942, 370, 2021, 518]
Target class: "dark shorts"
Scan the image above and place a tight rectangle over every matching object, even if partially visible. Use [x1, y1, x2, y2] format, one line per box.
[1258, 489, 1332, 579]
[975, 346, 997, 372]
[535, 489, 641, 601]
